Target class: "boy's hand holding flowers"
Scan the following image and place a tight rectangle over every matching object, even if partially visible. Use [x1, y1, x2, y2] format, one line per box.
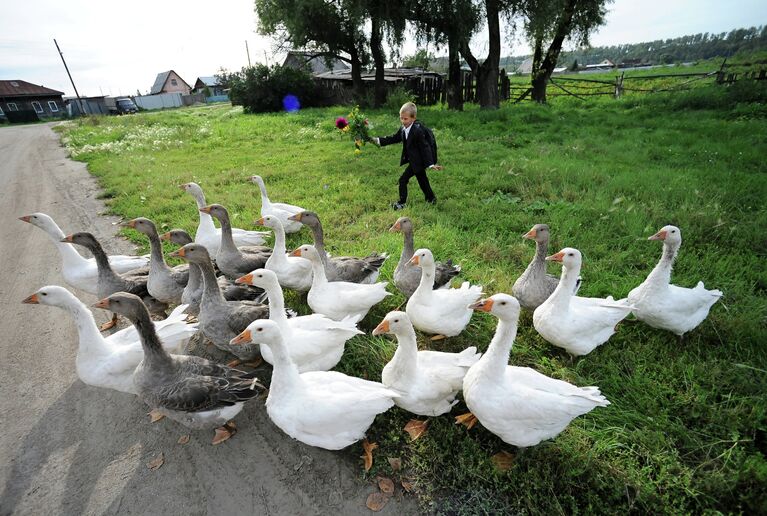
[335, 106, 372, 155]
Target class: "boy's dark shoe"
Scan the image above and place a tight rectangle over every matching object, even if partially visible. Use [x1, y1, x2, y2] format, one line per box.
[426, 198, 437, 205]
[391, 201, 406, 210]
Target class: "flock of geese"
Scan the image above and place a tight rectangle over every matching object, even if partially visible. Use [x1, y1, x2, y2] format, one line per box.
[19, 175, 723, 451]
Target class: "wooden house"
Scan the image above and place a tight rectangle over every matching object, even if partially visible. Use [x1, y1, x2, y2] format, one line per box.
[150, 70, 191, 95]
[0, 80, 65, 122]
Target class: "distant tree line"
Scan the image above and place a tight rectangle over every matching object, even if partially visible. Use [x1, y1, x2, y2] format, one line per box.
[559, 25, 767, 66]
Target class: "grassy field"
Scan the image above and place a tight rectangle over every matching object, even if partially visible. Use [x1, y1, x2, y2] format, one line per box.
[57, 81, 767, 514]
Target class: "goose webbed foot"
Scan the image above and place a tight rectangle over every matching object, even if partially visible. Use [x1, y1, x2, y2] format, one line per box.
[455, 412, 478, 430]
[148, 409, 165, 423]
[430, 334, 447, 341]
[99, 314, 118, 331]
[212, 421, 237, 445]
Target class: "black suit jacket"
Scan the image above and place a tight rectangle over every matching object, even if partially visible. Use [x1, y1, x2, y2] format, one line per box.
[379, 121, 434, 171]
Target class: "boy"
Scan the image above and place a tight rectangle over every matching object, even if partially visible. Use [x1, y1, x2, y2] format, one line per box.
[374, 102, 443, 210]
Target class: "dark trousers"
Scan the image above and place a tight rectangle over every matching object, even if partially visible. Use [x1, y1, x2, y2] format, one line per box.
[398, 165, 435, 203]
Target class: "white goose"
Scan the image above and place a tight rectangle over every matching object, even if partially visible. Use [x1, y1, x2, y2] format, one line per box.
[628, 225, 722, 339]
[232, 320, 398, 450]
[291, 244, 391, 321]
[250, 175, 305, 233]
[463, 293, 610, 447]
[19, 213, 148, 295]
[255, 215, 312, 291]
[373, 311, 481, 416]
[533, 248, 633, 356]
[179, 182, 268, 255]
[406, 248, 482, 337]
[22, 286, 197, 394]
[236, 269, 362, 372]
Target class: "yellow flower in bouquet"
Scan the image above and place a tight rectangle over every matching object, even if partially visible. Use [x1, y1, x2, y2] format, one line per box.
[335, 105, 371, 155]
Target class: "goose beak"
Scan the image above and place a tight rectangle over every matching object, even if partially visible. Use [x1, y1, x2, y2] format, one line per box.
[178, 184, 187, 190]
[254, 217, 265, 226]
[235, 273, 252, 285]
[61, 234, 74, 243]
[170, 248, 185, 258]
[469, 299, 493, 312]
[408, 255, 420, 266]
[231, 329, 251, 346]
[523, 228, 536, 239]
[649, 230, 667, 241]
[199, 206, 212, 214]
[372, 319, 390, 335]
[545, 251, 565, 262]
[389, 221, 401, 232]
[122, 220, 137, 228]
[287, 213, 302, 222]
[19, 215, 31, 223]
[289, 247, 302, 257]
[92, 298, 110, 309]
[159, 232, 171, 241]
[22, 293, 39, 304]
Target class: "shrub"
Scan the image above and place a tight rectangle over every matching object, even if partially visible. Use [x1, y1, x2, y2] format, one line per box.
[227, 64, 319, 114]
[384, 85, 416, 112]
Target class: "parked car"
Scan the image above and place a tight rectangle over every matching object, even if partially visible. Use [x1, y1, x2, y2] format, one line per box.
[105, 97, 138, 115]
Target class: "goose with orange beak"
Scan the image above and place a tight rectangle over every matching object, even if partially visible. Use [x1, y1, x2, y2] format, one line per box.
[532, 248, 634, 357]
[389, 217, 460, 298]
[231, 319, 398, 450]
[512, 224, 580, 310]
[374, 311, 480, 416]
[200, 204, 272, 280]
[250, 175, 305, 233]
[627, 225, 722, 340]
[234, 269, 360, 372]
[20, 286, 197, 394]
[405, 248, 482, 338]
[18, 212, 148, 295]
[254, 215, 312, 291]
[179, 182, 268, 256]
[289, 244, 390, 322]
[461, 293, 610, 447]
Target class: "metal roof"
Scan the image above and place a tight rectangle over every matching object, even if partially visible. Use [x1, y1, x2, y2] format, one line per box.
[196, 76, 218, 87]
[0, 80, 64, 97]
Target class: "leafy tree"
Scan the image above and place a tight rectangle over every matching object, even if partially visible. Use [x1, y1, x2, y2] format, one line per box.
[569, 58, 579, 71]
[402, 49, 435, 69]
[517, 0, 611, 103]
[459, 0, 506, 109]
[367, 1, 407, 107]
[409, 0, 481, 110]
[225, 64, 317, 113]
[255, 0, 368, 99]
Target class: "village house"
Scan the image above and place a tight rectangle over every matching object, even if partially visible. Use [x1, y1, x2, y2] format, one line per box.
[150, 70, 191, 95]
[193, 76, 227, 98]
[0, 80, 65, 122]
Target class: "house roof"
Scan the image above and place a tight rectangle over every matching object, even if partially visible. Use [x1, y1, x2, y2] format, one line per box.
[150, 70, 190, 94]
[0, 80, 64, 97]
[314, 67, 443, 82]
[195, 76, 218, 87]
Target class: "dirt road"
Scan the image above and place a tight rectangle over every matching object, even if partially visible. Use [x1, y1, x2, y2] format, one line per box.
[0, 124, 415, 515]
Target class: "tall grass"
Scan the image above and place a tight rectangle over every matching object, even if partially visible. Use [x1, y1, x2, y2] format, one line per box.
[57, 83, 767, 514]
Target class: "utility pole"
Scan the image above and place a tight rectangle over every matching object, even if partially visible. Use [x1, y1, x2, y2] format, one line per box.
[245, 40, 252, 67]
[54, 39, 86, 116]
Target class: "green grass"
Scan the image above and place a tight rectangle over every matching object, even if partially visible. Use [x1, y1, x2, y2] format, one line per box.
[57, 83, 767, 514]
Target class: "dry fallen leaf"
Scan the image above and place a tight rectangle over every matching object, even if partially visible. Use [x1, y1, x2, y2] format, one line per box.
[387, 457, 401, 472]
[366, 492, 390, 512]
[361, 439, 378, 472]
[378, 477, 395, 495]
[146, 452, 164, 470]
[401, 480, 414, 493]
[455, 412, 478, 430]
[177, 435, 190, 445]
[148, 409, 165, 423]
[403, 419, 428, 441]
[491, 450, 515, 472]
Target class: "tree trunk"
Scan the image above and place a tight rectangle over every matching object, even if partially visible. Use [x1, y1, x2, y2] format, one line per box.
[530, 0, 578, 103]
[446, 36, 463, 111]
[349, 47, 364, 101]
[531, 35, 547, 103]
[370, 15, 386, 107]
[476, 0, 501, 109]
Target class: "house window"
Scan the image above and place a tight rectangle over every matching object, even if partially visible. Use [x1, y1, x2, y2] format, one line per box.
[32, 101, 44, 113]
[170, 78, 178, 86]
[10, 81, 19, 87]
[48, 101, 59, 112]
[8, 103, 19, 111]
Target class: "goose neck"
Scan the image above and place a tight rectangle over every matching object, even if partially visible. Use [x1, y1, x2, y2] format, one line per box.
[388, 327, 419, 380]
[265, 283, 288, 325]
[646, 241, 678, 288]
[147, 231, 170, 271]
[476, 318, 517, 379]
[65, 296, 109, 356]
[309, 256, 328, 287]
[265, 337, 302, 397]
[399, 230, 415, 267]
[132, 307, 173, 367]
[548, 262, 580, 309]
[257, 182, 271, 208]
[198, 258, 225, 305]
[413, 261, 436, 294]
[308, 224, 329, 266]
[88, 240, 121, 283]
[216, 212, 238, 253]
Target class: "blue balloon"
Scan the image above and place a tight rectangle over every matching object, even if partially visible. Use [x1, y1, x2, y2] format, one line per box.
[283, 94, 300, 113]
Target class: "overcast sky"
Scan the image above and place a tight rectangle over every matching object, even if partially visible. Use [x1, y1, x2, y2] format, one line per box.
[1, 0, 765, 97]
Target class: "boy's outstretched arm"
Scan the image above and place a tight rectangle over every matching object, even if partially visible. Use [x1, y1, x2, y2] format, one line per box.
[376, 129, 403, 147]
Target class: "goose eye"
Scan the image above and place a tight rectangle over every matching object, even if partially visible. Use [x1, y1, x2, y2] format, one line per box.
[500, 301, 506, 305]
[257, 328, 263, 332]
[394, 319, 399, 323]
[41, 292, 47, 296]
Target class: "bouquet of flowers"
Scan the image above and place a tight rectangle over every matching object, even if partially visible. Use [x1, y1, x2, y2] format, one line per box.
[335, 105, 371, 155]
